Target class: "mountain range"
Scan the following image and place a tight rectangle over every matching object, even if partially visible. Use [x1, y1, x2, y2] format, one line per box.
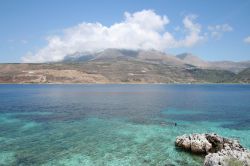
[63, 49, 250, 73]
[0, 49, 250, 83]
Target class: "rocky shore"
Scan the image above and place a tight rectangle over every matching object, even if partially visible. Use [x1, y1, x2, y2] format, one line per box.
[175, 133, 250, 166]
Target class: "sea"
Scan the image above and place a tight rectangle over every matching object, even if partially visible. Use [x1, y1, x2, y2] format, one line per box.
[0, 84, 250, 166]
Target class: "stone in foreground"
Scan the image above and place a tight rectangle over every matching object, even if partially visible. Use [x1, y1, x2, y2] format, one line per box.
[175, 133, 212, 154]
[175, 133, 250, 166]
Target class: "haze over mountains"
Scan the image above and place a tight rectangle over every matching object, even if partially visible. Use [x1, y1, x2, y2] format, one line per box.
[0, 49, 250, 83]
[63, 49, 250, 73]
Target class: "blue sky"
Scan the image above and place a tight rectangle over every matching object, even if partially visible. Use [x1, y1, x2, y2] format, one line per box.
[0, 0, 250, 63]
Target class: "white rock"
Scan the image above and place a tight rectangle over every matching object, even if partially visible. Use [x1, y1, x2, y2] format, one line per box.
[175, 133, 250, 166]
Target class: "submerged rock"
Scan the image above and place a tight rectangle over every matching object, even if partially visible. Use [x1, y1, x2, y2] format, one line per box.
[175, 133, 250, 166]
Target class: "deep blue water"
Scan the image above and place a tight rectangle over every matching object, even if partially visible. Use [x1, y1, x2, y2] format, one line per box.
[0, 84, 250, 165]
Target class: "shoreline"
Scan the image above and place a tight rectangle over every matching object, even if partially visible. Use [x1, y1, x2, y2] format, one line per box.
[0, 82, 250, 85]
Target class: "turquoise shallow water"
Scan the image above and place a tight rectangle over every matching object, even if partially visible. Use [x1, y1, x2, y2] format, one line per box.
[0, 84, 250, 165]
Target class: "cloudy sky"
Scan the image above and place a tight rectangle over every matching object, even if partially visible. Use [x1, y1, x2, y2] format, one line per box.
[0, 0, 250, 62]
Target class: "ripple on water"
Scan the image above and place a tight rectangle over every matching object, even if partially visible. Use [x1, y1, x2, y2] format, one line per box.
[0, 84, 250, 165]
[0, 117, 204, 166]
[0, 151, 15, 165]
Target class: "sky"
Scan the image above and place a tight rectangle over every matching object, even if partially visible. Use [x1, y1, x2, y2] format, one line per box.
[0, 0, 250, 63]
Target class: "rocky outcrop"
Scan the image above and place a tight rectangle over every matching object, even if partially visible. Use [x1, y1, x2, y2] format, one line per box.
[204, 149, 250, 166]
[175, 133, 212, 154]
[175, 133, 250, 166]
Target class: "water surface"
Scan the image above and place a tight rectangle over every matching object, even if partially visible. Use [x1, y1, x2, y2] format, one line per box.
[0, 84, 250, 165]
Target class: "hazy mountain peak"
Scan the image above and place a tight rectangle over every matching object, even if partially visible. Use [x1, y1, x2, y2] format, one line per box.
[176, 53, 193, 58]
[61, 49, 250, 73]
[176, 53, 208, 67]
[176, 53, 201, 60]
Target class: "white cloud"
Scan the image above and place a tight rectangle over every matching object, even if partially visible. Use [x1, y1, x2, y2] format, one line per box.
[179, 15, 204, 47]
[244, 36, 250, 44]
[22, 10, 204, 63]
[208, 24, 233, 39]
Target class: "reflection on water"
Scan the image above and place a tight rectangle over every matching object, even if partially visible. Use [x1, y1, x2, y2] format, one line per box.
[0, 84, 250, 165]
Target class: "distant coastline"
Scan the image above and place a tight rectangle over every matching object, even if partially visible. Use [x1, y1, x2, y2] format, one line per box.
[0, 82, 249, 85]
[1, 50, 250, 84]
